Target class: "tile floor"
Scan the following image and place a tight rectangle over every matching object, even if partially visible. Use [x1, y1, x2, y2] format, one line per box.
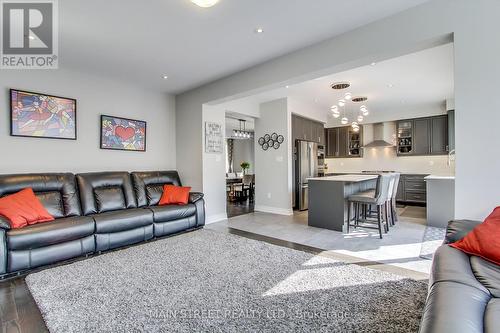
[208, 206, 436, 280]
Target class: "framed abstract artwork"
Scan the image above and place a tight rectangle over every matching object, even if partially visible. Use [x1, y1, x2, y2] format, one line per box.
[10, 89, 77, 140]
[100, 115, 146, 152]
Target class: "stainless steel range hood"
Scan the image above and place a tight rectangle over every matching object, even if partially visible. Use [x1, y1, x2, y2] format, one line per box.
[363, 122, 396, 148]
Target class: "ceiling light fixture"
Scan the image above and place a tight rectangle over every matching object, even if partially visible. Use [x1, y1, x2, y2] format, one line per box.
[232, 119, 253, 140]
[344, 92, 352, 101]
[338, 99, 346, 107]
[387, 83, 394, 88]
[371, 62, 376, 66]
[162, 75, 169, 79]
[341, 117, 348, 125]
[255, 27, 264, 33]
[357, 115, 364, 122]
[285, 85, 289, 89]
[331, 82, 350, 90]
[191, 0, 219, 8]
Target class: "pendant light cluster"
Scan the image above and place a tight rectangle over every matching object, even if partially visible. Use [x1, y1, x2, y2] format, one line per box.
[329, 82, 370, 132]
[233, 119, 253, 139]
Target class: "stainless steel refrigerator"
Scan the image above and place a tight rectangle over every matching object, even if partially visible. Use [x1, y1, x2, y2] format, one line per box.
[295, 141, 319, 211]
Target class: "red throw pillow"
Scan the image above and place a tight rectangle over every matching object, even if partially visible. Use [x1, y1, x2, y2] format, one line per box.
[0, 188, 55, 229]
[450, 206, 500, 265]
[158, 185, 191, 205]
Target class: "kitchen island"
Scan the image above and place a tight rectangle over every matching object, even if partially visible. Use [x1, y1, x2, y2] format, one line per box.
[308, 175, 378, 232]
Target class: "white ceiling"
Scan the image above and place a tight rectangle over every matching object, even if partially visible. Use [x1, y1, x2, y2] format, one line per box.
[219, 43, 454, 124]
[59, 0, 430, 93]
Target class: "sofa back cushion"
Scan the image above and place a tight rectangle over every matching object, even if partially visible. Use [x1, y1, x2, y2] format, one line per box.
[131, 171, 182, 207]
[0, 173, 81, 218]
[76, 172, 136, 215]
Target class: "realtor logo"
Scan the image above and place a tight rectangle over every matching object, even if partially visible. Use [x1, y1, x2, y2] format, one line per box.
[1, 0, 58, 69]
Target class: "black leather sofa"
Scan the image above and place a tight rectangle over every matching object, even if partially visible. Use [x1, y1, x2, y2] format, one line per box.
[419, 219, 500, 333]
[0, 171, 204, 276]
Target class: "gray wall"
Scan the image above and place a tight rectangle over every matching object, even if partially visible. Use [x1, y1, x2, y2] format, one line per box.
[176, 0, 500, 221]
[232, 139, 255, 174]
[1, 68, 176, 173]
[254, 98, 292, 215]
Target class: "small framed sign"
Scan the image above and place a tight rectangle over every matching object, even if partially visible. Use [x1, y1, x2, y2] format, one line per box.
[205, 122, 223, 153]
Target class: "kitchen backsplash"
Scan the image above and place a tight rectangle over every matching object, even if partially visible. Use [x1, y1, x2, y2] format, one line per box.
[325, 147, 455, 176]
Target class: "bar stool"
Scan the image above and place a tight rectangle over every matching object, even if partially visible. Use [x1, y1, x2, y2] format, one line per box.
[347, 174, 392, 239]
[359, 173, 399, 228]
[388, 173, 401, 226]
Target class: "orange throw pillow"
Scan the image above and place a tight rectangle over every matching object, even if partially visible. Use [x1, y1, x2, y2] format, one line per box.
[0, 188, 54, 229]
[450, 206, 500, 265]
[158, 185, 191, 205]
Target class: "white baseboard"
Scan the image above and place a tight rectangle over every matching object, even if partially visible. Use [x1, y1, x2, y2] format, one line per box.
[205, 213, 228, 224]
[254, 205, 293, 216]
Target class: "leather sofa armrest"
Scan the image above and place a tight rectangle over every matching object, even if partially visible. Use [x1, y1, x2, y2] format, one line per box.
[0, 216, 10, 230]
[444, 219, 481, 244]
[189, 192, 204, 204]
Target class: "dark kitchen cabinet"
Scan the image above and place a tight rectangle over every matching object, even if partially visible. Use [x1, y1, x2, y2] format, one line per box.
[292, 114, 325, 144]
[396, 174, 428, 204]
[314, 122, 325, 145]
[338, 127, 348, 157]
[348, 127, 363, 157]
[397, 115, 449, 156]
[325, 126, 362, 158]
[431, 115, 448, 154]
[326, 128, 338, 157]
[413, 118, 431, 155]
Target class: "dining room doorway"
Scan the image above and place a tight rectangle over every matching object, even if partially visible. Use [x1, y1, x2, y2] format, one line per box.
[225, 114, 255, 218]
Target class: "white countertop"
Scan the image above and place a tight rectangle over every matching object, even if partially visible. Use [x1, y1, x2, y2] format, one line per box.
[424, 175, 455, 180]
[308, 175, 378, 182]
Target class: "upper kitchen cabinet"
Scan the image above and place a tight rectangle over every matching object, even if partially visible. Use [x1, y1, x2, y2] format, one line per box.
[431, 115, 448, 154]
[397, 115, 449, 156]
[291, 114, 324, 144]
[413, 118, 431, 155]
[325, 128, 338, 157]
[325, 126, 362, 158]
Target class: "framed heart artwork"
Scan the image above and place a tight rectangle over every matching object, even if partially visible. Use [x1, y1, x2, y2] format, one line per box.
[100, 115, 146, 152]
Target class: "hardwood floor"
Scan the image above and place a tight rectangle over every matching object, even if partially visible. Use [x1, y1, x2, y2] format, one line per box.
[226, 198, 254, 218]
[0, 277, 47, 332]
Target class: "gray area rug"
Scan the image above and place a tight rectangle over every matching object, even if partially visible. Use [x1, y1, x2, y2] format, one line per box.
[419, 226, 446, 260]
[26, 229, 428, 332]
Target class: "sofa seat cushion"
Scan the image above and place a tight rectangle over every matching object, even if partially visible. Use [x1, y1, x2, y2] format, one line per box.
[149, 204, 196, 223]
[470, 256, 500, 298]
[92, 208, 153, 234]
[7, 216, 95, 251]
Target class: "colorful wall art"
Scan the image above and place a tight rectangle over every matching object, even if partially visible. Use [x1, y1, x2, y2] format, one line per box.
[10, 89, 77, 140]
[100, 115, 146, 152]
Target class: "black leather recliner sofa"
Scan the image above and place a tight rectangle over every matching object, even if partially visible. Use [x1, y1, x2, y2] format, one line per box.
[0, 171, 205, 276]
[419, 219, 500, 332]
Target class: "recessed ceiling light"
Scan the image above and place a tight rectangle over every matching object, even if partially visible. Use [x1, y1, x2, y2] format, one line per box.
[255, 27, 264, 33]
[387, 83, 394, 88]
[191, 0, 219, 8]
[371, 62, 376, 66]
[162, 75, 169, 79]
[28, 35, 35, 40]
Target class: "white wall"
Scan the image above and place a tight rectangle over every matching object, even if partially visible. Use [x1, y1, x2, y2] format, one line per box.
[202, 105, 228, 223]
[176, 0, 500, 221]
[254, 98, 292, 215]
[232, 139, 255, 174]
[1, 68, 176, 174]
